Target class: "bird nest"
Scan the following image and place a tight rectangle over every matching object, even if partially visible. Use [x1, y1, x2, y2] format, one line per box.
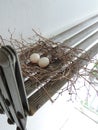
[0, 32, 98, 103]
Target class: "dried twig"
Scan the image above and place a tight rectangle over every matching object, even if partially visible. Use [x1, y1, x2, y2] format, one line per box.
[0, 31, 98, 103]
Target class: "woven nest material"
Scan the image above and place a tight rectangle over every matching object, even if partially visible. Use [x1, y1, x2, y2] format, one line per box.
[0, 33, 97, 103]
[19, 39, 90, 96]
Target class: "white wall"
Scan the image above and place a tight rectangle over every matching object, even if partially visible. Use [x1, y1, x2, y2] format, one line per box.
[0, 0, 98, 38]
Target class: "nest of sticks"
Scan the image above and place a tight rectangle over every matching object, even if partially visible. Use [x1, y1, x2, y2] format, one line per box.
[20, 41, 84, 83]
[0, 31, 98, 102]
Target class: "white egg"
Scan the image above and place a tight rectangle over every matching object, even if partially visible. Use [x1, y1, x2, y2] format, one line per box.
[38, 57, 49, 68]
[30, 53, 40, 63]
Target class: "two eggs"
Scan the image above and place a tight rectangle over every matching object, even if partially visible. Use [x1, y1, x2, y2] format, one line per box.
[30, 53, 49, 68]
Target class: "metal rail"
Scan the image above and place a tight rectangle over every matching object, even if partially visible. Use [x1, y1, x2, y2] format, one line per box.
[26, 14, 98, 114]
[0, 46, 29, 130]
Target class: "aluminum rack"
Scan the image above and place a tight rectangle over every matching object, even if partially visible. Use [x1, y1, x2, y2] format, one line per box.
[0, 46, 29, 130]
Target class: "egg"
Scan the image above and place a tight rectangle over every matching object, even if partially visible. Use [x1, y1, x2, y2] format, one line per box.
[30, 53, 40, 63]
[38, 57, 49, 68]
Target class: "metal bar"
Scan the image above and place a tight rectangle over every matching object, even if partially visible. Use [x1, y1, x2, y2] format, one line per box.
[0, 48, 27, 130]
[0, 88, 13, 122]
[51, 14, 98, 42]
[6, 46, 29, 112]
[64, 23, 98, 47]
[0, 103, 4, 114]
